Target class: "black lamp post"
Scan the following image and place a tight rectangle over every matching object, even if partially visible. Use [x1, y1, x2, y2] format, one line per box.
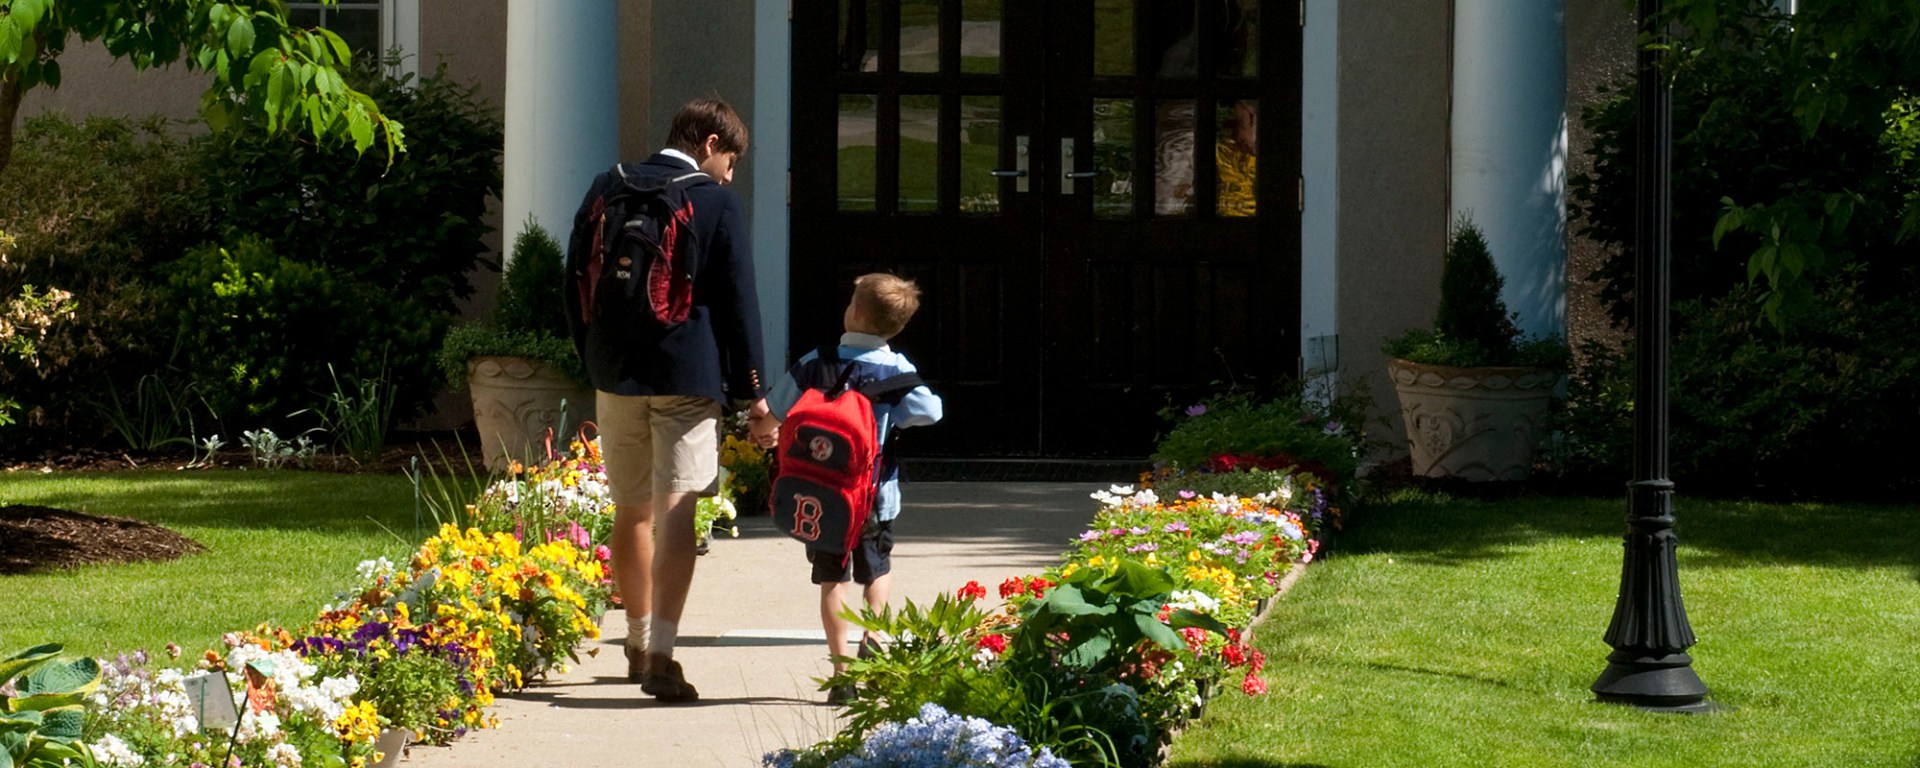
[1589, 0, 1712, 713]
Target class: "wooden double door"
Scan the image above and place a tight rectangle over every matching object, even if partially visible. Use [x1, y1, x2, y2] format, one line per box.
[791, 0, 1300, 457]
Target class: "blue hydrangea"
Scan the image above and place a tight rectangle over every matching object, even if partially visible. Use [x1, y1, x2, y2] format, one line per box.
[765, 704, 1068, 768]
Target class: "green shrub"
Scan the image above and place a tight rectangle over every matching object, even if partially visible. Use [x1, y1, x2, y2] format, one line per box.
[0, 114, 210, 444]
[1152, 389, 1365, 494]
[192, 61, 503, 419]
[1382, 215, 1568, 369]
[436, 221, 584, 386]
[161, 237, 427, 432]
[1548, 269, 1920, 499]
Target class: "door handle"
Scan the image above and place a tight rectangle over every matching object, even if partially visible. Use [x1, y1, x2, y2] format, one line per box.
[988, 136, 1030, 193]
[1061, 138, 1095, 194]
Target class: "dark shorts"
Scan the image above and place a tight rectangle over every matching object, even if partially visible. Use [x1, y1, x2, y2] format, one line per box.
[808, 519, 894, 585]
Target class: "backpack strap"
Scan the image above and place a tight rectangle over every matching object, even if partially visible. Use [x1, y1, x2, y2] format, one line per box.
[856, 372, 925, 405]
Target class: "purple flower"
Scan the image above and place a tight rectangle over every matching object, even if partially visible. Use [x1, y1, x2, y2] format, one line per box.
[1185, 404, 1208, 417]
[1128, 526, 1149, 536]
[1178, 489, 1196, 499]
[1127, 542, 1159, 553]
[1163, 521, 1190, 533]
[1079, 530, 1103, 542]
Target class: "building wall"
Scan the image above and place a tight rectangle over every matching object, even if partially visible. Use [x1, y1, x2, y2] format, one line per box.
[19, 43, 207, 125]
[1335, 1, 1453, 455]
[649, 0, 758, 222]
[1564, 0, 1637, 353]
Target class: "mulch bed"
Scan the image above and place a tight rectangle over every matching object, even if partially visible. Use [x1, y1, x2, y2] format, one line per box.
[0, 505, 207, 575]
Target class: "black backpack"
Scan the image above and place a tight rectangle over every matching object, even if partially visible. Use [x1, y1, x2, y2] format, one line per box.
[565, 164, 711, 360]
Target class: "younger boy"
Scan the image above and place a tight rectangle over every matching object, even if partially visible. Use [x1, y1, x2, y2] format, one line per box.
[763, 273, 943, 704]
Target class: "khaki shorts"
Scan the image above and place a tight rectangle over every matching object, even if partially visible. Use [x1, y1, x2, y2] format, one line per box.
[596, 393, 723, 509]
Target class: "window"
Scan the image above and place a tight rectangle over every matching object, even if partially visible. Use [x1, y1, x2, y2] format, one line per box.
[287, 1, 384, 62]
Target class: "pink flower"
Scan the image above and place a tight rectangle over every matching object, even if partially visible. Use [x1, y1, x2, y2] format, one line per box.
[1185, 404, 1208, 417]
[1242, 672, 1267, 696]
[594, 545, 611, 562]
[1179, 627, 1208, 652]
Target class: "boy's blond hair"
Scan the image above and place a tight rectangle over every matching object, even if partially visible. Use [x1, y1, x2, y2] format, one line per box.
[852, 273, 921, 338]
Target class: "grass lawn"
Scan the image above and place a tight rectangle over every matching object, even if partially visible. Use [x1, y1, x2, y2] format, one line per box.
[1, 469, 423, 658]
[1169, 491, 1920, 768]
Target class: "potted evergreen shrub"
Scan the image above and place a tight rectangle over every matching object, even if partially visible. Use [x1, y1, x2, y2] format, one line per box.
[439, 221, 591, 471]
[1382, 215, 1568, 480]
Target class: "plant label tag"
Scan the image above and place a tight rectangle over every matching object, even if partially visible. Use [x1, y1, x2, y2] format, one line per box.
[182, 671, 239, 730]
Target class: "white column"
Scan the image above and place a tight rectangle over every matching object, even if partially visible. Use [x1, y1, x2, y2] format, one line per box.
[383, 0, 420, 80]
[503, 0, 620, 261]
[1300, 0, 1339, 394]
[752, 0, 791, 370]
[1450, 0, 1567, 339]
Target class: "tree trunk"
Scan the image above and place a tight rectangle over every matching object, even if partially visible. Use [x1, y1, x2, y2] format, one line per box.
[0, 70, 21, 178]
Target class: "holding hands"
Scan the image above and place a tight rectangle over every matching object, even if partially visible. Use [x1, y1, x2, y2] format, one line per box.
[746, 399, 780, 448]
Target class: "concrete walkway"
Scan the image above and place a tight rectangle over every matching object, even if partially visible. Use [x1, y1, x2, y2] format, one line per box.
[404, 482, 1104, 768]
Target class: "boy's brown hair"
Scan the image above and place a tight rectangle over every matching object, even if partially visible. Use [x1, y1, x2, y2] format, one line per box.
[666, 98, 750, 156]
[853, 273, 921, 338]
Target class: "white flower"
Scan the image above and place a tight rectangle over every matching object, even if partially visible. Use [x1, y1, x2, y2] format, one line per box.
[267, 742, 303, 768]
[238, 711, 282, 743]
[1131, 488, 1159, 507]
[90, 734, 145, 767]
[1168, 589, 1220, 614]
[355, 557, 395, 581]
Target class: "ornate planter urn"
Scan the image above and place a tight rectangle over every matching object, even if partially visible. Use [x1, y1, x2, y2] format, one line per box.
[1386, 358, 1558, 481]
[466, 355, 594, 471]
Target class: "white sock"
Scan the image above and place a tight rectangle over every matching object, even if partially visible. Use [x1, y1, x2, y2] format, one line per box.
[626, 614, 651, 653]
[649, 618, 679, 658]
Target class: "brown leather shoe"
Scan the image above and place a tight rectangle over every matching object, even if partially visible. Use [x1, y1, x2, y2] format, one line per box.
[624, 645, 647, 683]
[640, 655, 699, 703]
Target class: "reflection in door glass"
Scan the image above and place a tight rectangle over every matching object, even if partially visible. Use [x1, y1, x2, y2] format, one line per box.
[900, 0, 940, 72]
[838, 94, 878, 211]
[900, 95, 941, 213]
[1222, 0, 1259, 78]
[839, 0, 880, 72]
[960, 0, 1002, 73]
[1092, 99, 1135, 219]
[959, 96, 1002, 214]
[1092, 0, 1134, 76]
[1154, 100, 1196, 217]
[1216, 99, 1258, 217]
[1149, 0, 1199, 77]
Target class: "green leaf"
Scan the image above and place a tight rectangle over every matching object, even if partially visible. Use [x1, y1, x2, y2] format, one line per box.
[1060, 634, 1113, 668]
[349, 109, 374, 153]
[19, 657, 99, 699]
[41, 57, 58, 88]
[33, 707, 84, 741]
[1, 19, 25, 68]
[1134, 612, 1184, 650]
[227, 17, 257, 59]
[0, 645, 60, 686]
[316, 26, 353, 64]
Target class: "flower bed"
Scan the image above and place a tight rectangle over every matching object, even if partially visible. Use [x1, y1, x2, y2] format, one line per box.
[771, 464, 1342, 768]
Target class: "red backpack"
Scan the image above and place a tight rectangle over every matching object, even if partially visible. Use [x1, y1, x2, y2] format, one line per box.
[771, 348, 924, 555]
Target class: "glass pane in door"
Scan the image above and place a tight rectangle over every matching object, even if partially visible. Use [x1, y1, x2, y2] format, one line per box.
[1221, 0, 1260, 77]
[1093, 98, 1135, 219]
[900, 0, 940, 72]
[840, 0, 881, 72]
[838, 94, 878, 211]
[960, 0, 1002, 73]
[1092, 0, 1134, 76]
[959, 96, 1002, 214]
[1216, 99, 1258, 217]
[1149, 0, 1199, 77]
[1153, 100, 1196, 217]
[900, 95, 941, 213]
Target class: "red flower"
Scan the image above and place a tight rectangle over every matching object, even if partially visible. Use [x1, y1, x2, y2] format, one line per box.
[1249, 648, 1267, 673]
[1222, 643, 1248, 667]
[999, 577, 1028, 599]
[957, 581, 987, 601]
[1026, 576, 1054, 596]
[1179, 626, 1209, 653]
[1242, 672, 1268, 696]
[1156, 604, 1172, 622]
[975, 634, 1009, 655]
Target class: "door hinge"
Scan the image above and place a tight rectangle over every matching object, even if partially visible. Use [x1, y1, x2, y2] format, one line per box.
[786, 169, 793, 207]
[1298, 175, 1305, 212]
[1300, 0, 1306, 27]
[788, 0, 793, 21]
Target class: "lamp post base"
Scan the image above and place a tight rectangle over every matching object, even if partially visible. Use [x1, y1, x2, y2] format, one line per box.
[1592, 651, 1714, 713]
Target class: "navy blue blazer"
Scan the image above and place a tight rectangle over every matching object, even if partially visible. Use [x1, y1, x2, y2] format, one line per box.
[568, 152, 767, 405]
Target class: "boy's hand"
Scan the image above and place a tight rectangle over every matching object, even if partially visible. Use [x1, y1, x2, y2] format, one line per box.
[745, 398, 779, 448]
